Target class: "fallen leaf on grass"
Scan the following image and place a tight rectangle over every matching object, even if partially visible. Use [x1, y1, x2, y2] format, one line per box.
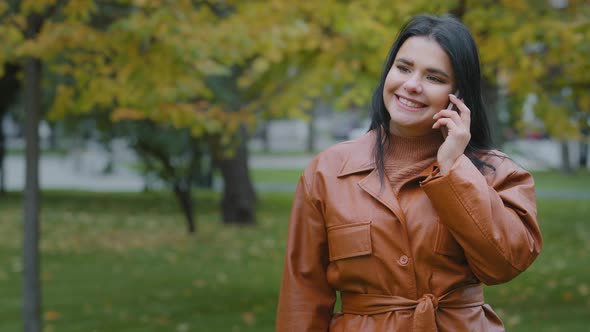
[84, 303, 94, 313]
[44, 311, 60, 321]
[155, 315, 170, 324]
[248, 244, 262, 257]
[11, 258, 22, 273]
[262, 238, 276, 249]
[553, 260, 567, 271]
[577, 284, 589, 296]
[216, 272, 228, 283]
[224, 250, 241, 262]
[41, 271, 53, 281]
[506, 314, 521, 327]
[165, 252, 178, 263]
[177, 323, 190, 332]
[192, 279, 207, 288]
[241, 311, 255, 325]
[562, 291, 574, 302]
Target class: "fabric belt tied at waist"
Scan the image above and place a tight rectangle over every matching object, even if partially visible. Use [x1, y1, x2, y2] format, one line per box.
[341, 283, 484, 332]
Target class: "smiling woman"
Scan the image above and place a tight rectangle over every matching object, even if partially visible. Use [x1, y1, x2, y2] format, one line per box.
[276, 14, 542, 332]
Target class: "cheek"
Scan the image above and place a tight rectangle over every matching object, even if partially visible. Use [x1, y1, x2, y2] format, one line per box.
[383, 68, 400, 89]
[431, 89, 453, 110]
[433, 97, 448, 110]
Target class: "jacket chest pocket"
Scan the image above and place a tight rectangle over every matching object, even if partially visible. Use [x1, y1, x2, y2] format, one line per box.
[327, 222, 372, 261]
[434, 220, 464, 258]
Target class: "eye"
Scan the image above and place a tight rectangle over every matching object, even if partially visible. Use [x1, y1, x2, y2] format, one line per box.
[427, 75, 445, 83]
[396, 65, 410, 73]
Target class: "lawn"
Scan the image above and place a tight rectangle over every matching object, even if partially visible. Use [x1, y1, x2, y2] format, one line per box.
[250, 168, 590, 193]
[0, 174, 589, 331]
[531, 169, 590, 191]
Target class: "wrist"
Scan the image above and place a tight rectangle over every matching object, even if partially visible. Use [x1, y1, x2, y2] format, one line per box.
[438, 161, 452, 176]
[438, 155, 461, 175]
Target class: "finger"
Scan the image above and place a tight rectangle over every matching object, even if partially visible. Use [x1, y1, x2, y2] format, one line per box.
[432, 118, 457, 130]
[434, 109, 462, 124]
[449, 94, 471, 128]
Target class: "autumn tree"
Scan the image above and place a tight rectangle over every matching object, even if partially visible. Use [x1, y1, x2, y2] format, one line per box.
[119, 120, 212, 233]
[229, 0, 589, 171]
[29, 1, 257, 230]
[4, 0, 501, 236]
[0, 0, 52, 330]
[463, 0, 590, 172]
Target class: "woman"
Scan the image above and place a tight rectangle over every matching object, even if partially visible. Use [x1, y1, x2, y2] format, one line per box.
[276, 14, 542, 331]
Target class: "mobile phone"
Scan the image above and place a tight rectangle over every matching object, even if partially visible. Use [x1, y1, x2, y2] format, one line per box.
[446, 90, 461, 114]
[441, 90, 460, 138]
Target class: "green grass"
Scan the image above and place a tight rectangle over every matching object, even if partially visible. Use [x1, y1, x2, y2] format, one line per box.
[531, 169, 590, 191]
[250, 150, 315, 157]
[1, 187, 589, 331]
[250, 168, 303, 184]
[8, 148, 69, 157]
[250, 168, 590, 193]
[0, 191, 291, 332]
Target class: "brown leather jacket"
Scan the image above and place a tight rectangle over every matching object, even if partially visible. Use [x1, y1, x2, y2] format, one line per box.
[276, 131, 542, 331]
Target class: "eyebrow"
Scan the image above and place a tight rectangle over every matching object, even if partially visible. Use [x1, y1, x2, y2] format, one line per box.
[395, 58, 451, 79]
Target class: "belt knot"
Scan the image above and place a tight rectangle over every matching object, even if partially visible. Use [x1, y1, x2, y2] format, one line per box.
[419, 293, 438, 311]
[414, 293, 438, 332]
[340, 284, 485, 332]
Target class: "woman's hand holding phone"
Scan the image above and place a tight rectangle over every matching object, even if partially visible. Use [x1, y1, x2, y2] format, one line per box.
[432, 93, 471, 175]
[439, 90, 461, 139]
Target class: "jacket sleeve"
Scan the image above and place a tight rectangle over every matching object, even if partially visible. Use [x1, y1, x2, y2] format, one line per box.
[420, 155, 542, 285]
[276, 174, 336, 332]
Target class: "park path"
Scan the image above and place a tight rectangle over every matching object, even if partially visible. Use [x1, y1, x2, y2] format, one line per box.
[3, 154, 313, 192]
[4, 154, 590, 199]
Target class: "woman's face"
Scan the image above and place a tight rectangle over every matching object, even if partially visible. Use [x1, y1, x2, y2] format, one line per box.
[383, 36, 456, 137]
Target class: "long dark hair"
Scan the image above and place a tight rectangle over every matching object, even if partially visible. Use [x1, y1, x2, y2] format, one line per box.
[369, 14, 496, 182]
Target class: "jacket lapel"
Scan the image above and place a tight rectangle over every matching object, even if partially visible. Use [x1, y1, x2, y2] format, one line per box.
[336, 131, 409, 224]
[357, 169, 407, 226]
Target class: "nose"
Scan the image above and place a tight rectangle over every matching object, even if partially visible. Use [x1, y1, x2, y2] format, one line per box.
[403, 75, 422, 94]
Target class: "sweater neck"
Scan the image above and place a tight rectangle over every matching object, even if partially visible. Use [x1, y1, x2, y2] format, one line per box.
[384, 132, 444, 194]
[385, 132, 444, 167]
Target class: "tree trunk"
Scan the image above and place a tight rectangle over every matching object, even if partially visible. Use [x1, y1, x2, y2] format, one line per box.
[560, 140, 572, 174]
[0, 121, 5, 194]
[262, 122, 270, 153]
[173, 182, 195, 233]
[307, 107, 315, 153]
[217, 126, 256, 225]
[579, 140, 588, 169]
[580, 128, 589, 168]
[451, 0, 466, 18]
[22, 13, 43, 332]
[133, 131, 202, 233]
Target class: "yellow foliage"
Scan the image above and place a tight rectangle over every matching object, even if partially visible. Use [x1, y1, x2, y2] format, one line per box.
[62, 0, 97, 22]
[20, 0, 59, 15]
[579, 95, 590, 112]
[2, 0, 589, 141]
[48, 85, 75, 121]
[111, 108, 147, 122]
[500, 0, 528, 11]
[0, 2, 8, 16]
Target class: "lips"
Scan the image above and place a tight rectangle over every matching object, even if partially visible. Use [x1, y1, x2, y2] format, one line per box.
[396, 95, 427, 109]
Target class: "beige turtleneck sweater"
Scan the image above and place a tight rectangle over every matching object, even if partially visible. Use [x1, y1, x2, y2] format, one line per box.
[384, 132, 444, 195]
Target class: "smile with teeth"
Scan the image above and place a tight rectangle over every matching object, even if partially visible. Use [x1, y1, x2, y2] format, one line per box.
[398, 96, 426, 108]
